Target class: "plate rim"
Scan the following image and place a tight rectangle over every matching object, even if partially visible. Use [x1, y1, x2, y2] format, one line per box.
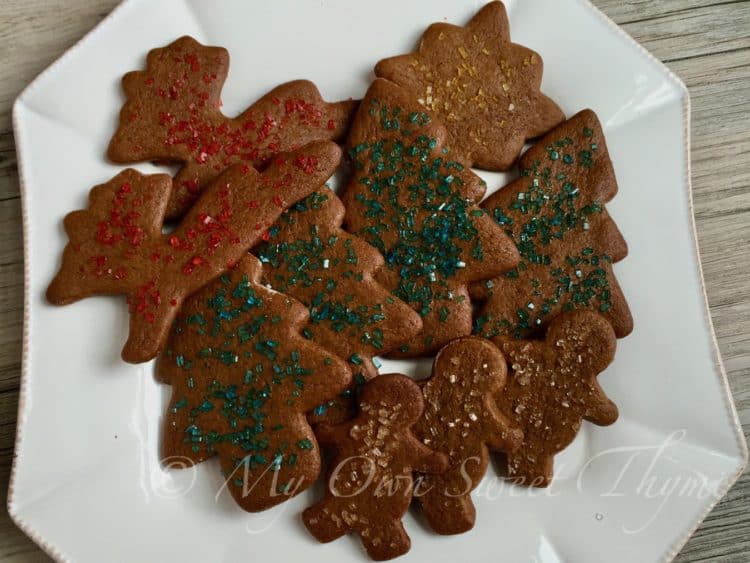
[577, 1, 748, 559]
[8, 0, 748, 562]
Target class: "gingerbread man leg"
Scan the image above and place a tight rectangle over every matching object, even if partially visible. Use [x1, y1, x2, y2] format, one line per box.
[362, 520, 410, 561]
[507, 451, 555, 487]
[302, 499, 350, 544]
[419, 484, 476, 535]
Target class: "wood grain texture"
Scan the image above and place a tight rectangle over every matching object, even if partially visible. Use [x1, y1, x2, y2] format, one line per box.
[0, 0, 748, 560]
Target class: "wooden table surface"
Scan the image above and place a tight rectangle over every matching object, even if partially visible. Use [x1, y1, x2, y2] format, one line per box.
[0, 1, 748, 561]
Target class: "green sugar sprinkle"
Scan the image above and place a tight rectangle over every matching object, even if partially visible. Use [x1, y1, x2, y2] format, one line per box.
[171, 398, 188, 413]
[296, 439, 314, 450]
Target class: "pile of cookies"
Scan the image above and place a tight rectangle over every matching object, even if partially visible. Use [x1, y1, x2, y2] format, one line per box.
[47, 2, 632, 560]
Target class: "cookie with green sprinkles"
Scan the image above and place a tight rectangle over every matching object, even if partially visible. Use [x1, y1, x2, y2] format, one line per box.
[255, 189, 423, 424]
[472, 109, 633, 340]
[302, 374, 448, 560]
[47, 141, 342, 364]
[108, 35, 358, 219]
[491, 310, 619, 487]
[374, 1, 564, 170]
[158, 255, 352, 512]
[342, 78, 520, 357]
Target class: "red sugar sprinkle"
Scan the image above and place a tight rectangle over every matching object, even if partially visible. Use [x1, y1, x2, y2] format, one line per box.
[294, 154, 319, 174]
[185, 53, 201, 73]
[207, 232, 223, 250]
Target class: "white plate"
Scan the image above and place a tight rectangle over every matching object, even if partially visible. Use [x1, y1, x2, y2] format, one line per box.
[10, 0, 747, 561]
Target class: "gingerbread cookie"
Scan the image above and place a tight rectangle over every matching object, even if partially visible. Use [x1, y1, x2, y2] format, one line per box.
[493, 310, 619, 486]
[158, 255, 351, 512]
[256, 190, 423, 424]
[47, 141, 341, 363]
[473, 109, 633, 340]
[414, 337, 522, 535]
[342, 78, 519, 357]
[108, 36, 357, 219]
[375, 1, 564, 170]
[303, 374, 448, 561]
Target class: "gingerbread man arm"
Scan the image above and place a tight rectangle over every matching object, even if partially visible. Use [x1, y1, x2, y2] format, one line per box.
[313, 421, 351, 448]
[481, 400, 524, 453]
[405, 434, 449, 474]
[545, 310, 619, 427]
[583, 380, 619, 426]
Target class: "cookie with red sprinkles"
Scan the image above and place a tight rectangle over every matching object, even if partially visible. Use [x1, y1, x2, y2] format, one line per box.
[47, 141, 341, 363]
[108, 36, 357, 219]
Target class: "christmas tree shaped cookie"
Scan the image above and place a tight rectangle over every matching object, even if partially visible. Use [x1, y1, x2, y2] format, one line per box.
[473, 110, 633, 340]
[493, 310, 619, 486]
[342, 79, 519, 356]
[47, 142, 340, 363]
[108, 36, 357, 218]
[256, 190, 423, 423]
[414, 337, 522, 535]
[158, 255, 351, 512]
[375, 1, 563, 170]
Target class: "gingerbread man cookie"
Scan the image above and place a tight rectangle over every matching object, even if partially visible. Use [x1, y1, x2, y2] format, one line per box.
[303, 374, 448, 560]
[414, 337, 523, 534]
[493, 310, 619, 486]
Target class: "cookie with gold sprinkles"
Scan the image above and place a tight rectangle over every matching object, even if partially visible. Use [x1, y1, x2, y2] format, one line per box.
[47, 141, 341, 363]
[303, 374, 448, 560]
[375, 1, 564, 170]
[158, 255, 351, 512]
[108, 36, 358, 219]
[413, 337, 523, 535]
[342, 78, 519, 357]
[492, 310, 619, 486]
[472, 109, 633, 340]
[255, 190, 423, 424]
